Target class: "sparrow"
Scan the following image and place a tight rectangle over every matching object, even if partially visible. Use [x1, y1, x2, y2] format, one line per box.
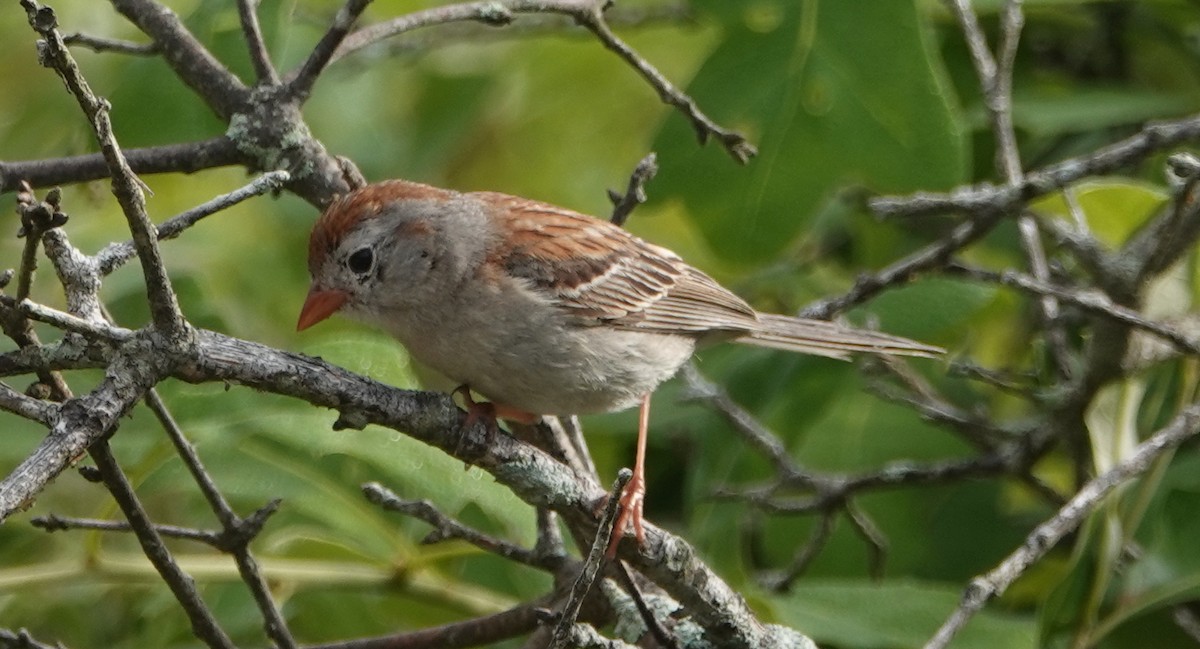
[297, 179, 942, 554]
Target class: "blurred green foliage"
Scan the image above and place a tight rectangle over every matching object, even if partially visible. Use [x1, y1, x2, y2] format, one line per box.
[4, 1, 1200, 648]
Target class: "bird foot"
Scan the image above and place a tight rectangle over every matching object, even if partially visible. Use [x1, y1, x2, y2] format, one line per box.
[451, 386, 540, 463]
[605, 471, 646, 557]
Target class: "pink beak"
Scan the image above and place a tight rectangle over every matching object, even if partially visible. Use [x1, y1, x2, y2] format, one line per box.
[297, 287, 349, 331]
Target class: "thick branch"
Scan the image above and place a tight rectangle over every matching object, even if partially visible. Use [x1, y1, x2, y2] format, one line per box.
[0, 138, 244, 194]
[0, 341, 165, 521]
[171, 328, 805, 649]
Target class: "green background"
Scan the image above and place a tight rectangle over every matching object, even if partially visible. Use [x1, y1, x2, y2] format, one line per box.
[4, 0, 1200, 647]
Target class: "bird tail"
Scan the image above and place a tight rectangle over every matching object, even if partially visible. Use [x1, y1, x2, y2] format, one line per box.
[736, 314, 943, 361]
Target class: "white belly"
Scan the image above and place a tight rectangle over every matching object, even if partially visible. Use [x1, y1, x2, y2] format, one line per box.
[365, 301, 695, 415]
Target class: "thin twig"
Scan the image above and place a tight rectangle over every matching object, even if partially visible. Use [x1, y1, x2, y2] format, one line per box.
[609, 152, 658, 227]
[944, 262, 1200, 354]
[312, 601, 549, 649]
[924, 403, 1200, 649]
[716, 453, 1015, 515]
[534, 508, 567, 562]
[761, 511, 836, 593]
[236, 0, 279, 84]
[63, 31, 157, 55]
[18, 299, 134, 341]
[572, 4, 755, 163]
[4, 184, 73, 401]
[800, 210, 1007, 320]
[96, 170, 292, 275]
[143, 387, 296, 649]
[89, 440, 236, 649]
[611, 562, 680, 649]
[678, 363, 799, 478]
[23, 0, 187, 340]
[364, 482, 560, 571]
[286, 0, 373, 101]
[359, 2, 695, 61]
[0, 137, 246, 194]
[844, 500, 887, 580]
[0, 382, 58, 425]
[32, 513, 223, 545]
[870, 112, 1200, 219]
[549, 470, 631, 648]
[332, 0, 754, 162]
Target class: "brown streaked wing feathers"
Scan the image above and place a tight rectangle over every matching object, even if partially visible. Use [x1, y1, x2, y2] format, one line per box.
[486, 194, 761, 332]
[484, 192, 944, 360]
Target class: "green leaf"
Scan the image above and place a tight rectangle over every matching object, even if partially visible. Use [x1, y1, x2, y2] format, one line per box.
[772, 578, 1036, 649]
[1011, 89, 1196, 138]
[653, 0, 967, 265]
[1033, 180, 1167, 248]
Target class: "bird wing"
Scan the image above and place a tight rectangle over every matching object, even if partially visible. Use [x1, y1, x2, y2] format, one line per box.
[481, 192, 761, 334]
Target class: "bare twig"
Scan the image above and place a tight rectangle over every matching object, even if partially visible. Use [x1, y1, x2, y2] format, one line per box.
[961, 2, 1064, 385]
[944, 262, 1200, 354]
[844, 500, 887, 580]
[96, 170, 292, 275]
[679, 363, 798, 477]
[63, 31, 157, 55]
[364, 482, 559, 571]
[0, 382, 58, 424]
[572, 4, 754, 163]
[800, 209, 1007, 320]
[360, 2, 695, 61]
[534, 508, 567, 562]
[549, 470, 630, 648]
[143, 387, 296, 649]
[925, 404, 1200, 649]
[17, 299, 133, 341]
[716, 453, 1015, 515]
[332, 0, 754, 162]
[4, 184, 73, 401]
[23, 0, 187, 340]
[286, 0, 373, 101]
[89, 440, 236, 649]
[608, 152, 658, 227]
[311, 601, 550, 649]
[32, 513, 224, 545]
[611, 562, 681, 649]
[870, 113, 1200, 219]
[236, 0, 279, 84]
[761, 511, 836, 593]
[0, 137, 246, 194]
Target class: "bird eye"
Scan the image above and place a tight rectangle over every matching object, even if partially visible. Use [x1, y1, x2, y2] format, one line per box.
[347, 247, 374, 274]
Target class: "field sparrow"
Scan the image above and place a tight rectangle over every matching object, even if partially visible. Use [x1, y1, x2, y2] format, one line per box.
[297, 180, 942, 554]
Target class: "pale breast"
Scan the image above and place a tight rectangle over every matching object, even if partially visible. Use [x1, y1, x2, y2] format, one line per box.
[362, 289, 696, 416]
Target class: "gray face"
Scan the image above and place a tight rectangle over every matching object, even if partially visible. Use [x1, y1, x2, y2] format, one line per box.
[319, 212, 439, 319]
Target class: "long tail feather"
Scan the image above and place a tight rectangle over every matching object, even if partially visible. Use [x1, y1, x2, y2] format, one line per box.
[736, 314, 943, 360]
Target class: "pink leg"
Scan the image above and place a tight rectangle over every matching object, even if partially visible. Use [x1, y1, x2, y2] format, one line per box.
[453, 385, 539, 427]
[607, 393, 650, 557]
